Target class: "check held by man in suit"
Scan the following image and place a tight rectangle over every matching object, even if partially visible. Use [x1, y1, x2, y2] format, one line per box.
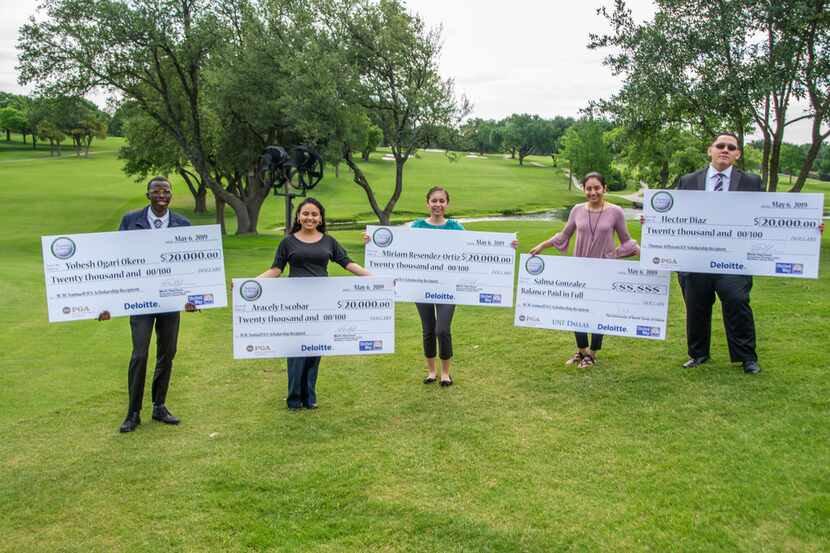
[98, 176, 197, 432]
[676, 132, 763, 375]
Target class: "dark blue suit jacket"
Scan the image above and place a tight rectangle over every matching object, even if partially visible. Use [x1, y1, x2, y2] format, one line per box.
[677, 167, 763, 192]
[119, 206, 191, 231]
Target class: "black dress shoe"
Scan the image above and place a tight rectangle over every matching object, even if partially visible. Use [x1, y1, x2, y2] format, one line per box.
[440, 377, 453, 387]
[743, 361, 762, 374]
[119, 412, 141, 433]
[682, 356, 710, 368]
[152, 404, 180, 425]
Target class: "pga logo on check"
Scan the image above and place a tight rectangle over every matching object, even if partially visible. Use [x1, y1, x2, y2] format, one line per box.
[62, 305, 91, 315]
[652, 256, 678, 266]
[246, 344, 272, 353]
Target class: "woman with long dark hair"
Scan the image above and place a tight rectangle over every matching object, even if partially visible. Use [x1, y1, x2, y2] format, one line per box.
[258, 197, 370, 410]
[529, 172, 639, 368]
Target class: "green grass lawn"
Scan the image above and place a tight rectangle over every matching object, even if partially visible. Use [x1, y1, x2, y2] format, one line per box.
[1, 137, 829, 552]
[787, 175, 830, 210]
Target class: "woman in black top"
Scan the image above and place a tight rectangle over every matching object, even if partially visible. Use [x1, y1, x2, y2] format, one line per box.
[258, 198, 371, 410]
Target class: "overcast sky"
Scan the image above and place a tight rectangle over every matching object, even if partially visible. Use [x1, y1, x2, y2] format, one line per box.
[0, 0, 819, 143]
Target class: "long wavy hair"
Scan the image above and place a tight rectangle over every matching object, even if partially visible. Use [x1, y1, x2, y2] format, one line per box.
[289, 197, 327, 234]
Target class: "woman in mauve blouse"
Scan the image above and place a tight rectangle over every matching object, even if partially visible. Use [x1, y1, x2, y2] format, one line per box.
[529, 171, 639, 368]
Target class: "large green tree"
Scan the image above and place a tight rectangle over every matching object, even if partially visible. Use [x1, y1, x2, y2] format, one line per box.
[778, 142, 808, 185]
[591, 0, 829, 192]
[501, 114, 560, 166]
[334, 0, 468, 224]
[17, 0, 262, 234]
[461, 118, 502, 155]
[559, 118, 614, 185]
[119, 107, 208, 213]
[604, 123, 706, 188]
[0, 106, 27, 142]
[49, 96, 109, 156]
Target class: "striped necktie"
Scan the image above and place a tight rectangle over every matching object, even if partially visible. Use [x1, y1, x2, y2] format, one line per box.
[713, 172, 725, 191]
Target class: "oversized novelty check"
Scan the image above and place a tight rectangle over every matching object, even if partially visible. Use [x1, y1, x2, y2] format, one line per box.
[42, 225, 227, 322]
[514, 254, 671, 340]
[642, 190, 823, 278]
[232, 277, 395, 359]
[364, 226, 516, 307]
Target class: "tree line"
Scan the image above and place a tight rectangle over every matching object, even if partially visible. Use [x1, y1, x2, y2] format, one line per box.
[14, 0, 828, 234]
[0, 92, 109, 156]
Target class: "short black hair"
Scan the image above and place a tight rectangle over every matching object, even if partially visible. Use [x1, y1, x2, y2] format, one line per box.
[711, 132, 740, 147]
[147, 176, 171, 190]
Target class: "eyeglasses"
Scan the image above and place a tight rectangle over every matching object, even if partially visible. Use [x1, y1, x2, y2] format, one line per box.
[714, 143, 738, 151]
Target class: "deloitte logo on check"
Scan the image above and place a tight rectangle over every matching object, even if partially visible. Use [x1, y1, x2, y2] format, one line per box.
[372, 227, 393, 248]
[525, 256, 545, 275]
[239, 280, 263, 301]
[51, 237, 77, 259]
[650, 191, 674, 213]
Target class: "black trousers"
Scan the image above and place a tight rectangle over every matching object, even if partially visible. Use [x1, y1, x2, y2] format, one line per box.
[127, 312, 180, 414]
[415, 303, 456, 360]
[678, 273, 757, 363]
[575, 332, 603, 351]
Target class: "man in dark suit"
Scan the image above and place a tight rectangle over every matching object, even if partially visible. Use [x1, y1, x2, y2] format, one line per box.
[99, 176, 196, 432]
[676, 132, 762, 374]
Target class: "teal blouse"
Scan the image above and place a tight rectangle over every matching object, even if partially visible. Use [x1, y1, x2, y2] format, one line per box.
[411, 218, 464, 230]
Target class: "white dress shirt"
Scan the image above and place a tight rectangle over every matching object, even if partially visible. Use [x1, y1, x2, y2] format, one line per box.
[147, 209, 170, 229]
[705, 165, 734, 192]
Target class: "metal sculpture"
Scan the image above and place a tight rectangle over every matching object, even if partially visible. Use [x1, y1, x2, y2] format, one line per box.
[259, 145, 325, 234]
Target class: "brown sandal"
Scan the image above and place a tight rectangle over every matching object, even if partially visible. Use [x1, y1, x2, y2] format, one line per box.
[565, 351, 584, 365]
[578, 354, 596, 368]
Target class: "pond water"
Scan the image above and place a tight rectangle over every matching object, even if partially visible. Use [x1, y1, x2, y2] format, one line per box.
[457, 207, 644, 224]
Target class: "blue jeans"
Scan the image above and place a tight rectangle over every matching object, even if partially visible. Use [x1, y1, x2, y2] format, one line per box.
[286, 356, 321, 408]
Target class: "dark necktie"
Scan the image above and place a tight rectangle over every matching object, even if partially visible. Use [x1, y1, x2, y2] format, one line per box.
[153, 219, 163, 228]
[714, 173, 725, 192]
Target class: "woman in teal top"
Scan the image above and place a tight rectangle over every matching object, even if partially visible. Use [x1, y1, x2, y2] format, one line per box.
[412, 186, 463, 386]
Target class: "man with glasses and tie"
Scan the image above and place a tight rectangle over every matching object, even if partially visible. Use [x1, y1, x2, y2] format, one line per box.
[98, 176, 196, 432]
[676, 132, 763, 374]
